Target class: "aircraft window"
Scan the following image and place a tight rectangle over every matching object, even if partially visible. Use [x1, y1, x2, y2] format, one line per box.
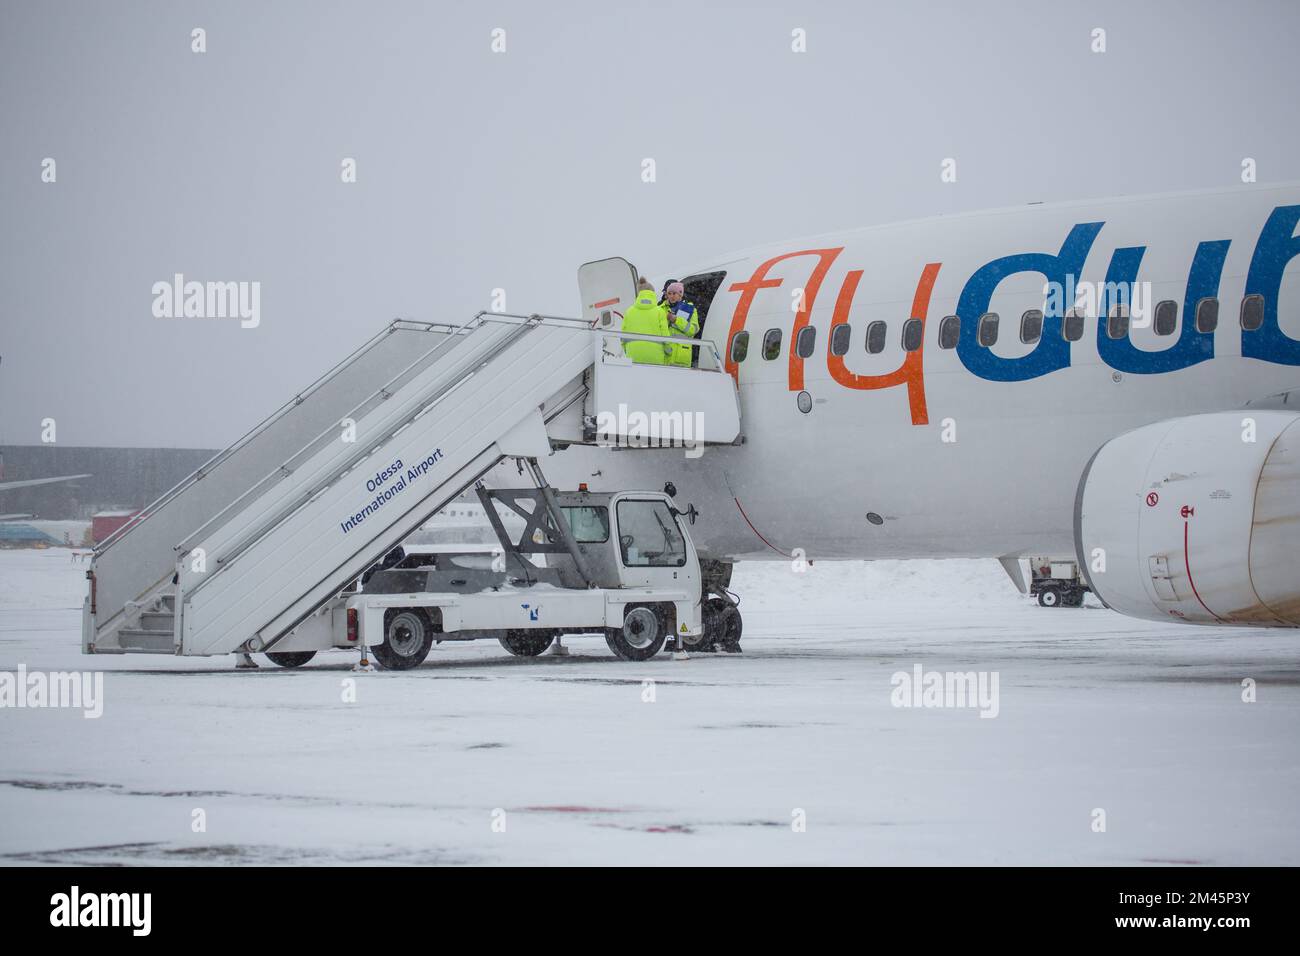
[830, 323, 851, 356]
[616, 499, 686, 567]
[902, 318, 923, 352]
[866, 321, 887, 354]
[1106, 304, 1129, 340]
[1154, 300, 1178, 336]
[1020, 310, 1043, 345]
[977, 312, 999, 347]
[938, 315, 960, 350]
[1063, 307, 1085, 342]
[561, 505, 609, 544]
[729, 331, 750, 363]
[1240, 294, 1265, 331]
[1195, 297, 1219, 333]
[795, 326, 817, 358]
[762, 328, 783, 360]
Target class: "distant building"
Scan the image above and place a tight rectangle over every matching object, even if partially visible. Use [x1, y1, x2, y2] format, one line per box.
[0, 522, 61, 547]
[92, 510, 141, 544]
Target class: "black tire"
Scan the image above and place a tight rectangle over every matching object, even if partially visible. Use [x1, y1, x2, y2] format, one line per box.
[265, 651, 316, 668]
[499, 629, 557, 657]
[1063, 588, 1084, 608]
[696, 597, 737, 652]
[1038, 585, 1062, 608]
[372, 608, 434, 670]
[714, 602, 742, 652]
[605, 604, 668, 662]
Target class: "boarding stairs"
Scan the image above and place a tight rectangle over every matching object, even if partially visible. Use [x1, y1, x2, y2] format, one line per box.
[84, 272, 740, 659]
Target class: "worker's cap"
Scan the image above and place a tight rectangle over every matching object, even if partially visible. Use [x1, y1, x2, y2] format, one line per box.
[666, 281, 685, 294]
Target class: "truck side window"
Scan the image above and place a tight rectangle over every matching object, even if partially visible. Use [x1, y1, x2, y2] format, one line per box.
[616, 499, 686, 567]
[561, 506, 609, 543]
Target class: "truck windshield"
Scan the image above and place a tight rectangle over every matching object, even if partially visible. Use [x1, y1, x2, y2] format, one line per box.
[561, 505, 609, 543]
[616, 499, 686, 567]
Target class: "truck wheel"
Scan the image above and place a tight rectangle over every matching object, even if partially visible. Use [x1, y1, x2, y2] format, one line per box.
[499, 629, 557, 657]
[714, 603, 742, 652]
[606, 604, 667, 662]
[373, 609, 434, 670]
[693, 597, 728, 652]
[1063, 589, 1084, 608]
[265, 651, 316, 668]
[700, 598, 742, 652]
[1038, 585, 1061, 608]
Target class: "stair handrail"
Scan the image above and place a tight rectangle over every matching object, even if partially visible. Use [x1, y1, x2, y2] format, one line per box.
[175, 312, 590, 590]
[94, 318, 422, 555]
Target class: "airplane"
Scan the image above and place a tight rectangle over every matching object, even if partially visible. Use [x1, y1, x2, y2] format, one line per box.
[0, 452, 90, 517]
[0, 474, 91, 494]
[526, 180, 1300, 641]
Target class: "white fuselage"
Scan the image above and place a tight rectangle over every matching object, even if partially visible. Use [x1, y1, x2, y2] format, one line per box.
[539, 183, 1300, 563]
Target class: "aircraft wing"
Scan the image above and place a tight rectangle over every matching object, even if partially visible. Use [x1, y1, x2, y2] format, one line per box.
[0, 474, 91, 492]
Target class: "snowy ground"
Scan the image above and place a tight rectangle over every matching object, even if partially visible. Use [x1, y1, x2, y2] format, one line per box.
[1, 547, 1297, 866]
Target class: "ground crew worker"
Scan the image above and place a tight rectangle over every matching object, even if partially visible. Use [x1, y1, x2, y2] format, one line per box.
[621, 278, 672, 364]
[661, 280, 701, 367]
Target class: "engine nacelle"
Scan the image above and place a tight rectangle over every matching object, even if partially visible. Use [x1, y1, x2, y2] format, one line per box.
[1075, 410, 1300, 627]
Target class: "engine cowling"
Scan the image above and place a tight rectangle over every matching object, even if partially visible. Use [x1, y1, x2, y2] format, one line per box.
[1075, 410, 1300, 627]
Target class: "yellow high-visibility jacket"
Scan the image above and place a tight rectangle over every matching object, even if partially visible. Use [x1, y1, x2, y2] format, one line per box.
[621, 290, 671, 365]
[664, 300, 701, 366]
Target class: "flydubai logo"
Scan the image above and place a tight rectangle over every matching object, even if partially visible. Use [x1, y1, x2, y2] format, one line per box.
[722, 203, 1300, 424]
[50, 886, 151, 936]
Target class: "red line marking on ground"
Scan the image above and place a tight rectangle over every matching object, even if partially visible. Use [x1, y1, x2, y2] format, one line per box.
[521, 805, 629, 813]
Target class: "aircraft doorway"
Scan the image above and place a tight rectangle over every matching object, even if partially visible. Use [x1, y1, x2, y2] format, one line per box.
[679, 271, 727, 334]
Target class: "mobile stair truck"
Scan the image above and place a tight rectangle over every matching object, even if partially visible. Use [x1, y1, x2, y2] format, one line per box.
[81, 258, 742, 669]
[351, 479, 704, 668]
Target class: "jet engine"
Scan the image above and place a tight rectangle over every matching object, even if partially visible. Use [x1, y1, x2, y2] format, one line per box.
[1075, 410, 1300, 627]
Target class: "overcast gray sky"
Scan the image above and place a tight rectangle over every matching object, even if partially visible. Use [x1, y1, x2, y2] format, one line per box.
[2, 0, 1297, 448]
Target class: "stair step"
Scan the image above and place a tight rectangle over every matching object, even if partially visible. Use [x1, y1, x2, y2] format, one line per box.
[118, 628, 176, 653]
[139, 611, 175, 631]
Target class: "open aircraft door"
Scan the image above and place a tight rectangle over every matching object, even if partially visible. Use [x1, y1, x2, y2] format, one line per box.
[579, 256, 638, 327]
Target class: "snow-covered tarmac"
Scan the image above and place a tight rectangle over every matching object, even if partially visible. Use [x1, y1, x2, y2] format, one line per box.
[1, 548, 1297, 865]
